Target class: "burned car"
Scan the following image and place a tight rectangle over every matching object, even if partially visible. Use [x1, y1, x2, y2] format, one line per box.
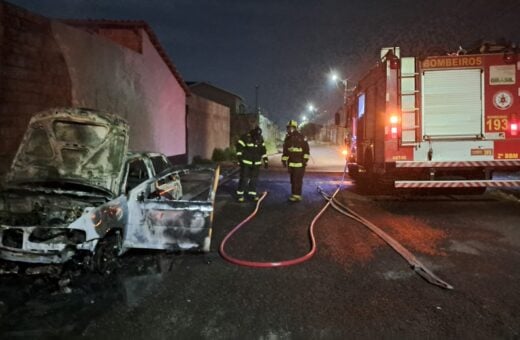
[0, 108, 219, 270]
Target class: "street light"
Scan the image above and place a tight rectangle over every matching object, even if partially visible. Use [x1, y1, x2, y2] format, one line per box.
[329, 71, 349, 106]
[329, 70, 354, 145]
[302, 102, 317, 125]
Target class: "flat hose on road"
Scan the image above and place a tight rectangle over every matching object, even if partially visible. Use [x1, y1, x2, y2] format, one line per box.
[318, 187, 454, 290]
[219, 188, 340, 267]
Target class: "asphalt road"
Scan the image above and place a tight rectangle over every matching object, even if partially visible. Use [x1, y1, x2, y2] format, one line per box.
[1, 144, 520, 338]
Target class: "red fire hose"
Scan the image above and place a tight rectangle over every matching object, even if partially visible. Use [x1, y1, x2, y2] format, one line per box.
[219, 188, 339, 267]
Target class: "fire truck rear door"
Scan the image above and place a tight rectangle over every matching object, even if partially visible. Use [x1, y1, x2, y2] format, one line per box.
[422, 69, 483, 139]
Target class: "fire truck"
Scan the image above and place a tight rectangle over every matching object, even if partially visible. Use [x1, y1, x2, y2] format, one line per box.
[345, 45, 520, 190]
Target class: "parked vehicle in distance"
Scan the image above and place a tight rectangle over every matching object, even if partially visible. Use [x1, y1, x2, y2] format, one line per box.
[0, 108, 219, 271]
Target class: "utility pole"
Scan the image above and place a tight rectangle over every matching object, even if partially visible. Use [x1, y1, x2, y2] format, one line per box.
[255, 85, 259, 114]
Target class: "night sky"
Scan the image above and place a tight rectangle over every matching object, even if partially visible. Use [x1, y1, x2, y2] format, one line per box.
[8, 0, 520, 126]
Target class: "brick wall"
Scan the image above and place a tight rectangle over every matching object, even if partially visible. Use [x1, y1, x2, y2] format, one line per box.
[0, 1, 72, 176]
[95, 27, 142, 53]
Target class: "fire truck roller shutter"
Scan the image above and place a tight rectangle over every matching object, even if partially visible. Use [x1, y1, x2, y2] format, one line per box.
[422, 69, 483, 138]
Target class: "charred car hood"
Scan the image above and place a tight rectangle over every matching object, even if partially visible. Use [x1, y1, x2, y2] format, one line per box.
[5, 108, 129, 196]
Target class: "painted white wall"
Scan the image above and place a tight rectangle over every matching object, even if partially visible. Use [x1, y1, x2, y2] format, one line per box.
[52, 22, 186, 157]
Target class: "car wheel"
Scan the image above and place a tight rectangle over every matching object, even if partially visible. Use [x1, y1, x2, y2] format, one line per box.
[92, 231, 122, 274]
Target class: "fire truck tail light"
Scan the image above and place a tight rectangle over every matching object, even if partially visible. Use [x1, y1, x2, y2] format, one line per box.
[390, 115, 399, 124]
[391, 127, 398, 138]
[503, 52, 517, 64]
[341, 149, 348, 157]
[389, 59, 400, 69]
[511, 122, 518, 136]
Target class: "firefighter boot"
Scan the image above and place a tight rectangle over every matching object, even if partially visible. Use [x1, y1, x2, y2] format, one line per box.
[248, 191, 258, 202]
[288, 194, 302, 202]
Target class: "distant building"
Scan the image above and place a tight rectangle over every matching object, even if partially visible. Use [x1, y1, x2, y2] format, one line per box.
[187, 82, 246, 115]
[0, 1, 189, 177]
[188, 82, 258, 146]
[187, 94, 230, 162]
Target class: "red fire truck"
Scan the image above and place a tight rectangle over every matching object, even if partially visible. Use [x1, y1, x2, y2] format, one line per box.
[346, 45, 520, 189]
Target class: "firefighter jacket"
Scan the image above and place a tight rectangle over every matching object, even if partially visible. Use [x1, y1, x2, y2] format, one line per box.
[282, 131, 310, 167]
[236, 133, 267, 166]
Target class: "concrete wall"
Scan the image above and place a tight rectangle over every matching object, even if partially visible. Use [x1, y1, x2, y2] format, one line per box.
[52, 22, 187, 158]
[319, 123, 347, 145]
[188, 82, 258, 149]
[0, 1, 188, 178]
[189, 83, 245, 115]
[187, 94, 230, 162]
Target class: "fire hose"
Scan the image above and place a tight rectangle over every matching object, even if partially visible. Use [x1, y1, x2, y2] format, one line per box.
[317, 187, 453, 290]
[219, 188, 340, 268]
[219, 158, 453, 289]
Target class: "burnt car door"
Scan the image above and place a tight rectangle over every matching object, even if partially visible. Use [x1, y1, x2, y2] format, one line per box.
[122, 166, 220, 253]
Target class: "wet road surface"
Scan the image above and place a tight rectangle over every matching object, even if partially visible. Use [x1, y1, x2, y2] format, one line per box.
[1, 145, 520, 338]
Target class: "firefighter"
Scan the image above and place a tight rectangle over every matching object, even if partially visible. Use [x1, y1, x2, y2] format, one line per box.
[282, 120, 310, 202]
[235, 126, 268, 202]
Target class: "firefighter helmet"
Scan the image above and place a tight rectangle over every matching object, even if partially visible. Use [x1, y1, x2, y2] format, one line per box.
[251, 126, 262, 139]
[287, 120, 298, 128]
[251, 126, 262, 135]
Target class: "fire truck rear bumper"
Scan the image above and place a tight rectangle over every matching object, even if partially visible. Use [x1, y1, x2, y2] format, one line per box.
[395, 160, 520, 169]
[395, 179, 520, 188]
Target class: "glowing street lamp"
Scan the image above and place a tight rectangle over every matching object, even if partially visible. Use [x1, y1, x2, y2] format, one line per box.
[329, 70, 354, 134]
[329, 71, 349, 104]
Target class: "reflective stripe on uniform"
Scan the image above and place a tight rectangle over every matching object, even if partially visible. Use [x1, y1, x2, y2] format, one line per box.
[254, 161, 262, 165]
[282, 156, 289, 161]
[303, 154, 310, 159]
[248, 191, 257, 195]
[289, 162, 303, 167]
[288, 147, 303, 152]
[242, 160, 253, 165]
[238, 140, 246, 147]
[246, 143, 255, 147]
[236, 190, 244, 195]
[236, 152, 243, 156]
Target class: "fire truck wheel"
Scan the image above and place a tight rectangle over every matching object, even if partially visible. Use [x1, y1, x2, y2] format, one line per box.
[364, 149, 374, 174]
[348, 164, 359, 179]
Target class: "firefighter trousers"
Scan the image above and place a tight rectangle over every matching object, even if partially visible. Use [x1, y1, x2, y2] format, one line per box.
[237, 164, 260, 197]
[288, 166, 305, 196]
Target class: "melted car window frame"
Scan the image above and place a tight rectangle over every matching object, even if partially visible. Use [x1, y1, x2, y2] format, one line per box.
[24, 126, 53, 158]
[125, 159, 150, 193]
[53, 121, 108, 147]
[150, 155, 172, 175]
